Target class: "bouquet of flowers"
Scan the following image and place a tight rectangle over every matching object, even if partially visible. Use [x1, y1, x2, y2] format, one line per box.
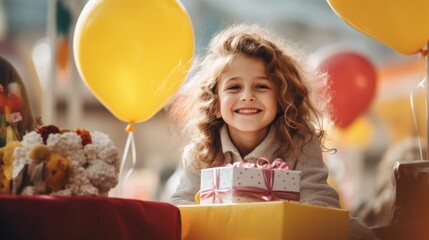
[0, 125, 120, 196]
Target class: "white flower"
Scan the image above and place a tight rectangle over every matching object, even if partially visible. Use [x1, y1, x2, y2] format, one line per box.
[84, 144, 98, 161]
[90, 131, 120, 168]
[87, 160, 118, 193]
[21, 132, 43, 151]
[47, 132, 82, 156]
[67, 149, 86, 169]
[51, 189, 72, 196]
[75, 184, 99, 196]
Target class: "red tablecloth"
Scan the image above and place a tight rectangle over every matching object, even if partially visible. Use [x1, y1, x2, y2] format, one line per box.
[0, 195, 181, 240]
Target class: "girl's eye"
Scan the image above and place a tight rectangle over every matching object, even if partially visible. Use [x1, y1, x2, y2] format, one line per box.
[256, 84, 269, 89]
[227, 85, 240, 90]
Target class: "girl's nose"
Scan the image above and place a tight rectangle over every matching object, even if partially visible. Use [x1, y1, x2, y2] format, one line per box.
[240, 90, 255, 102]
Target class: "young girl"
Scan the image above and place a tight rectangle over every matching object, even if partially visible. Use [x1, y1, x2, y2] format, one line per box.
[170, 24, 377, 240]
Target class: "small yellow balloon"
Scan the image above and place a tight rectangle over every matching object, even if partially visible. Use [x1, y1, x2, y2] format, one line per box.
[74, 0, 194, 123]
[340, 116, 374, 148]
[327, 0, 429, 55]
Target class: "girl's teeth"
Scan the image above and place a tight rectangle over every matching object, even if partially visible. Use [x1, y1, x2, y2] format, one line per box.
[238, 109, 258, 114]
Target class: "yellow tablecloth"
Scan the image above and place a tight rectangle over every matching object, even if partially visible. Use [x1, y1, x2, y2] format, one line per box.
[179, 201, 348, 240]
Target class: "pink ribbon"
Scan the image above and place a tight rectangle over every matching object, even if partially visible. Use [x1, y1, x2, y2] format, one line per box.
[200, 158, 299, 203]
[230, 157, 290, 170]
[200, 169, 229, 203]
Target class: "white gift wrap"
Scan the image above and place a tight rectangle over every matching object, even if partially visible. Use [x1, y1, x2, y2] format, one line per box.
[200, 166, 301, 204]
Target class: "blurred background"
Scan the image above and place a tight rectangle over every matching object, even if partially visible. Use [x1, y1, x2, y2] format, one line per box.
[1, 0, 427, 226]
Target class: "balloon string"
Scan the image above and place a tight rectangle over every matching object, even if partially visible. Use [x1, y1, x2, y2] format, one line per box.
[410, 77, 426, 160]
[118, 131, 136, 196]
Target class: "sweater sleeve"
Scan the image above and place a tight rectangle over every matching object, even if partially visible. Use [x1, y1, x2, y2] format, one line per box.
[170, 145, 200, 205]
[297, 137, 379, 240]
[297, 136, 340, 207]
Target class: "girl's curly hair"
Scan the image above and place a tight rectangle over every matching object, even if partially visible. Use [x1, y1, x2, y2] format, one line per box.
[168, 24, 332, 169]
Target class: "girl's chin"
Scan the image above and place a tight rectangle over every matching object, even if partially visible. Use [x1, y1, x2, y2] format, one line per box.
[227, 125, 270, 134]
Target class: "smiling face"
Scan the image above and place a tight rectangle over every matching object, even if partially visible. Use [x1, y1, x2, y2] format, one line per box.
[216, 54, 278, 139]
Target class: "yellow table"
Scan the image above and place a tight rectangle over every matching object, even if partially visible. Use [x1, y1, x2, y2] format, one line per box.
[179, 201, 348, 240]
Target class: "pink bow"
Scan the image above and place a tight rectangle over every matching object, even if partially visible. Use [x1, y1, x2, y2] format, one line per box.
[200, 168, 229, 203]
[231, 157, 290, 170]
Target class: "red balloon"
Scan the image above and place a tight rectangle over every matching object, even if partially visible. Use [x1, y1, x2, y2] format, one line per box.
[317, 51, 377, 128]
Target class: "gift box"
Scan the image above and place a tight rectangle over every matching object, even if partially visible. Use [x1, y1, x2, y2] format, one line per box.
[179, 201, 349, 240]
[200, 160, 300, 204]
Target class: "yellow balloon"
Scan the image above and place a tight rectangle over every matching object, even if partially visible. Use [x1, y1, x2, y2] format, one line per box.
[327, 0, 429, 55]
[339, 116, 374, 148]
[74, 0, 194, 123]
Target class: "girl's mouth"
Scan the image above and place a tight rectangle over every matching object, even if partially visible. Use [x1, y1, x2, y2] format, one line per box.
[234, 108, 261, 114]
